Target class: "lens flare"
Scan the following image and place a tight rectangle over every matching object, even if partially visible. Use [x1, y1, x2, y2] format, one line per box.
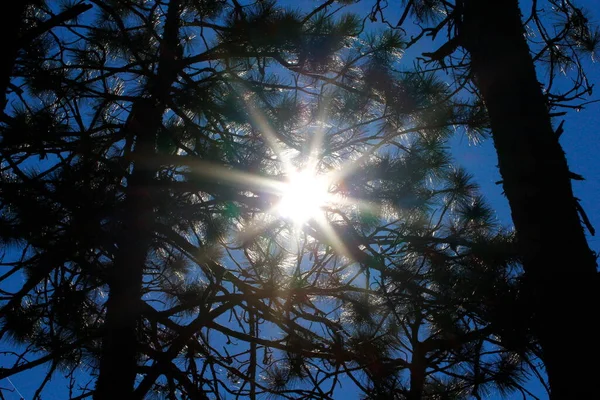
[277, 169, 330, 224]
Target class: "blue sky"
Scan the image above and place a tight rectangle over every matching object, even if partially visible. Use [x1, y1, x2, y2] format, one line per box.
[2, 1, 600, 399]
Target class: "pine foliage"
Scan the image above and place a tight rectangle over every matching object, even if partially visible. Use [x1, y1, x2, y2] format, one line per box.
[0, 0, 564, 399]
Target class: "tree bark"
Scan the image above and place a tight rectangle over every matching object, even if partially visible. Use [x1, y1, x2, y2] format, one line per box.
[408, 345, 426, 400]
[93, 1, 181, 398]
[93, 99, 160, 399]
[459, 1, 598, 398]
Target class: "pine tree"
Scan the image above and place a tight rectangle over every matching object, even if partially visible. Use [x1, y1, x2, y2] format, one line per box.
[365, 1, 599, 397]
[0, 0, 540, 399]
[458, 4, 598, 397]
[0, 1, 92, 113]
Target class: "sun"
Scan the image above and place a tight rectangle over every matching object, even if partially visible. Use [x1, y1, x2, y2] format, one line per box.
[277, 169, 331, 224]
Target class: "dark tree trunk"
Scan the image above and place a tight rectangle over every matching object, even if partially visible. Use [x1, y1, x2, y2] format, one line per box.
[408, 346, 426, 400]
[459, 1, 598, 398]
[93, 1, 181, 398]
[93, 100, 160, 399]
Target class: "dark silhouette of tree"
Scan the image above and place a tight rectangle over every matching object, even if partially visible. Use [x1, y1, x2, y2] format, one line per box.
[458, 4, 598, 397]
[0, 0, 547, 399]
[363, 0, 599, 397]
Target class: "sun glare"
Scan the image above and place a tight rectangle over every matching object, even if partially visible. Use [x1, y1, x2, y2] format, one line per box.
[277, 169, 330, 224]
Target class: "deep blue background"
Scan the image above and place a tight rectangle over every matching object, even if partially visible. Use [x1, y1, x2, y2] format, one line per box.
[2, 1, 599, 398]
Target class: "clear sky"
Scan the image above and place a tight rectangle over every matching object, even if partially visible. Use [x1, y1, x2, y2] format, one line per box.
[2, 1, 599, 399]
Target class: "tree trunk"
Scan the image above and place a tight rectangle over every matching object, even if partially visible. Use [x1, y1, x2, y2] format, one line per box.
[93, 100, 160, 399]
[408, 345, 426, 400]
[93, 1, 181, 397]
[459, 1, 598, 398]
